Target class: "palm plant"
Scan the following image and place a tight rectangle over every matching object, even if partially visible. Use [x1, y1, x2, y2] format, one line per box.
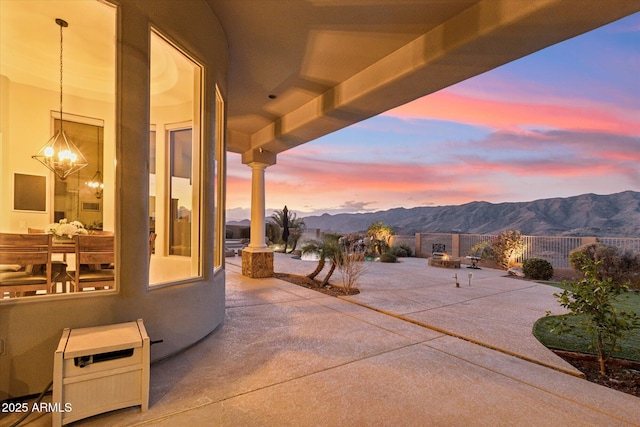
[320, 241, 341, 286]
[270, 208, 306, 253]
[289, 217, 307, 252]
[302, 235, 340, 280]
[366, 221, 393, 254]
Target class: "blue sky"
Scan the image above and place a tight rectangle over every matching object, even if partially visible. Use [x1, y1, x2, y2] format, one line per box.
[227, 12, 640, 221]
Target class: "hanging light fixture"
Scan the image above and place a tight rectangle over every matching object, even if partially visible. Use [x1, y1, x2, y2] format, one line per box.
[32, 18, 88, 180]
[86, 126, 104, 199]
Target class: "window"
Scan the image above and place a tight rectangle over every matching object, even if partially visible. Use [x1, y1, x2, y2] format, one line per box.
[149, 30, 203, 286]
[214, 87, 225, 269]
[0, 0, 116, 299]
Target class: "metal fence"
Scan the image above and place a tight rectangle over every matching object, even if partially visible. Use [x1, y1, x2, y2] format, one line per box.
[459, 234, 496, 258]
[416, 233, 640, 269]
[519, 235, 584, 268]
[599, 237, 640, 254]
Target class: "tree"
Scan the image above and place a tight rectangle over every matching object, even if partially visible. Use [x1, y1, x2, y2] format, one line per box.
[270, 208, 306, 253]
[546, 255, 640, 375]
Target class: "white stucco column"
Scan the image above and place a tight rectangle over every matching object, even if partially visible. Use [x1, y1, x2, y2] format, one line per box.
[248, 161, 268, 248]
[241, 148, 276, 277]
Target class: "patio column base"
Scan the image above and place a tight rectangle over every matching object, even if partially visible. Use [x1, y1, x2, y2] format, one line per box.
[242, 247, 274, 278]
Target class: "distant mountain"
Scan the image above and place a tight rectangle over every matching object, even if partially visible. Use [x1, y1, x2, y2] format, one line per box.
[227, 219, 251, 227]
[299, 191, 640, 237]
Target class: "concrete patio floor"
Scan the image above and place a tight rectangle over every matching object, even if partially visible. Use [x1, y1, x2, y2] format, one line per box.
[8, 253, 640, 426]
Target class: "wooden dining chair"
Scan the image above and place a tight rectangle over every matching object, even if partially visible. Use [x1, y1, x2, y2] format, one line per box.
[73, 234, 115, 292]
[0, 233, 53, 298]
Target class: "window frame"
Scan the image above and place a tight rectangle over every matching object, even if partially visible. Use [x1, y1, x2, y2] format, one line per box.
[147, 28, 205, 288]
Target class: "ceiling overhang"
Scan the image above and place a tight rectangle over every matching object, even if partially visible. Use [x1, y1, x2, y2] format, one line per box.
[207, 0, 640, 156]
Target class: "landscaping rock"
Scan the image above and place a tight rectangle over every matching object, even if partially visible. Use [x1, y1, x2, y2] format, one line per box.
[508, 267, 525, 277]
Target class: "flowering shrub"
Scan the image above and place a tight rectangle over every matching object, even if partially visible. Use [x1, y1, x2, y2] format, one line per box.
[46, 219, 88, 238]
[491, 230, 525, 269]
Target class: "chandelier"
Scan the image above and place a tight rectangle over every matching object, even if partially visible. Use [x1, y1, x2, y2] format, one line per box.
[32, 18, 88, 180]
[86, 127, 104, 199]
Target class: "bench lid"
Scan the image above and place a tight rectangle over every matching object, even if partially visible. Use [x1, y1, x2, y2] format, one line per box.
[64, 321, 142, 359]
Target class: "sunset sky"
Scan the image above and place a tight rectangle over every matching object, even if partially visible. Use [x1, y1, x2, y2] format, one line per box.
[226, 12, 640, 222]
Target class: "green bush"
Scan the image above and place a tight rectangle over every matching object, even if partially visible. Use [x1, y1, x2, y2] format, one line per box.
[379, 253, 397, 263]
[522, 258, 554, 280]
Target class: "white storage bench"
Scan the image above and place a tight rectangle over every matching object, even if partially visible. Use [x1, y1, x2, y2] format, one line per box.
[52, 319, 149, 426]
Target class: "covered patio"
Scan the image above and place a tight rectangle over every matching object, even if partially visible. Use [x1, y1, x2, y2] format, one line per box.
[5, 254, 638, 425]
[2, 0, 639, 407]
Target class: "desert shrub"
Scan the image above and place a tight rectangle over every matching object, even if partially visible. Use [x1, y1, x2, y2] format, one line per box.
[389, 246, 407, 257]
[399, 243, 413, 257]
[389, 245, 410, 257]
[469, 241, 492, 259]
[522, 258, 554, 280]
[617, 250, 640, 288]
[337, 252, 366, 293]
[380, 253, 397, 263]
[491, 230, 525, 269]
[569, 243, 640, 289]
[400, 243, 413, 256]
[569, 243, 618, 277]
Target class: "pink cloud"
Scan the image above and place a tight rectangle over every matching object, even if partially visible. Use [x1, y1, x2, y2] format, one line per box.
[227, 124, 640, 216]
[386, 91, 640, 135]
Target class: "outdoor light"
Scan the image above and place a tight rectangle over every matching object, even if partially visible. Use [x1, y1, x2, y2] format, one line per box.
[32, 18, 88, 180]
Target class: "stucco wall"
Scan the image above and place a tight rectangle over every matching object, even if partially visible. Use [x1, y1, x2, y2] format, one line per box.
[0, 0, 228, 400]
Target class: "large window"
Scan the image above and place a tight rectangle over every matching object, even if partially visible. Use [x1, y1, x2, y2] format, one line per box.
[0, 0, 116, 299]
[149, 30, 203, 286]
[214, 87, 225, 269]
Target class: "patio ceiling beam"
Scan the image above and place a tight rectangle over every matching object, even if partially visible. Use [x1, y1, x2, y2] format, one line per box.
[242, 0, 640, 156]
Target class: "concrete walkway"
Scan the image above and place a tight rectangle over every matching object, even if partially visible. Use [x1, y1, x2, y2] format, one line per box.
[11, 254, 640, 426]
[306, 255, 582, 375]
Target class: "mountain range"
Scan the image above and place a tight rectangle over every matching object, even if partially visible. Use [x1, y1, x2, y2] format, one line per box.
[271, 191, 640, 237]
